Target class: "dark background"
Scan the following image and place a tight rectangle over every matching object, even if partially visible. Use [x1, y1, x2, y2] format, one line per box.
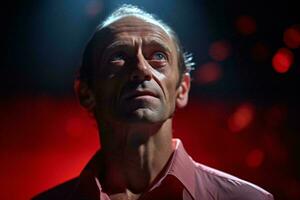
[1, 0, 299, 199]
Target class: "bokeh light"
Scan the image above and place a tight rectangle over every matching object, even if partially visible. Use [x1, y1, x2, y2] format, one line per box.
[195, 61, 222, 84]
[283, 24, 300, 49]
[228, 103, 255, 133]
[246, 148, 264, 168]
[272, 48, 294, 74]
[209, 40, 232, 61]
[236, 15, 257, 35]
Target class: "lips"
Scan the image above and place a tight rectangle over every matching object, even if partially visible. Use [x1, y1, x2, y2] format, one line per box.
[123, 90, 158, 100]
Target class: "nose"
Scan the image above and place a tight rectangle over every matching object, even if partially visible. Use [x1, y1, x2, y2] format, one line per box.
[129, 53, 152, 82]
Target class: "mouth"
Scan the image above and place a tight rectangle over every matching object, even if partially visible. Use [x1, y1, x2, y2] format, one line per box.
[123, 90, 158, 100]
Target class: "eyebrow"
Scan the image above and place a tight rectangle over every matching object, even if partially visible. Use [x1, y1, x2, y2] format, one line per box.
[143, 38, 172, 54]
[105, 40, 131, 51]
[101, 41, 132, 60]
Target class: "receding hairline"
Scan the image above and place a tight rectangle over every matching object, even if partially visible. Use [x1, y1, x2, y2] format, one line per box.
[98, 8, 173, 35]
[96, 15, 177, 49]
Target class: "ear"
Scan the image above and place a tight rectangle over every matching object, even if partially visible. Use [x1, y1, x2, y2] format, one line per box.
[74, 80, 96, 111]
[176, 73, 191, 108]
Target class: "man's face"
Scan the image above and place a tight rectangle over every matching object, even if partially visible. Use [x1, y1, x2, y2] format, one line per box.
[90, 16, 187, 125]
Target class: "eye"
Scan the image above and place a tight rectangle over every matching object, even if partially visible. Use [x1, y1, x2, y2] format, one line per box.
[109, 52, 127, 63]
[150, 52, 167, 61]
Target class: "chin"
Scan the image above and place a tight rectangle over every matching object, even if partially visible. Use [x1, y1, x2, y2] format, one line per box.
[120, 108, 167, 124]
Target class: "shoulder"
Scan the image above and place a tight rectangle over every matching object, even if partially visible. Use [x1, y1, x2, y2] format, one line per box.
[193, 162, 274, 200]
[32, 178, 79, 200]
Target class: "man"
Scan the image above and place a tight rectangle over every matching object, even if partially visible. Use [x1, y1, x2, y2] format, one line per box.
[33, 4, 273, 200]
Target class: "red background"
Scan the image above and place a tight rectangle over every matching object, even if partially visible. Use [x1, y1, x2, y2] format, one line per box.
[1, 96, 298, 200]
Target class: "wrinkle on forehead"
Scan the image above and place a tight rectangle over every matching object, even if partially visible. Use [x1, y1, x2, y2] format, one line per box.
[105, 17, 175, 53]
[107, 16, 172, 40]
[93, 16, 176, 53]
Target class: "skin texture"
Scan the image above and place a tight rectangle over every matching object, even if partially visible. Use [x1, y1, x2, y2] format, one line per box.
[77, 16, 190, 200]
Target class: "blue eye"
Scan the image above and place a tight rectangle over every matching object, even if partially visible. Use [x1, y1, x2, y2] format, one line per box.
[151, 52, 167, 61]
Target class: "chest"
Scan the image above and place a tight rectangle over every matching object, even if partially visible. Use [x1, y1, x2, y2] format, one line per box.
[107, 176, 187, 200]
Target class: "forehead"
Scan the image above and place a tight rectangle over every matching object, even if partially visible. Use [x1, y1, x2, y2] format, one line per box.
[103, 16, 176, 48]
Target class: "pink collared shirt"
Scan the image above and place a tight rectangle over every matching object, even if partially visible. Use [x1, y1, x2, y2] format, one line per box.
[33, 139, 274, 200]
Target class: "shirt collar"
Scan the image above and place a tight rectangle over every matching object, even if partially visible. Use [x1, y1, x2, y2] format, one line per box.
[165, 139, 196, 199]
[76, 138, 196, 200]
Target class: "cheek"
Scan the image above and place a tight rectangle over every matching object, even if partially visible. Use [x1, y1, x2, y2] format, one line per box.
[165, 68, 180, 91]
[163, 79, 180, 109]
[151, 68, 167, 80]
[151, 66, 180, 102]
[94, 80, 119, 104]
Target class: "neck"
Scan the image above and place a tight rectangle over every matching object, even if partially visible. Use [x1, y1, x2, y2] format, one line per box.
[98, 119, 174, 195]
